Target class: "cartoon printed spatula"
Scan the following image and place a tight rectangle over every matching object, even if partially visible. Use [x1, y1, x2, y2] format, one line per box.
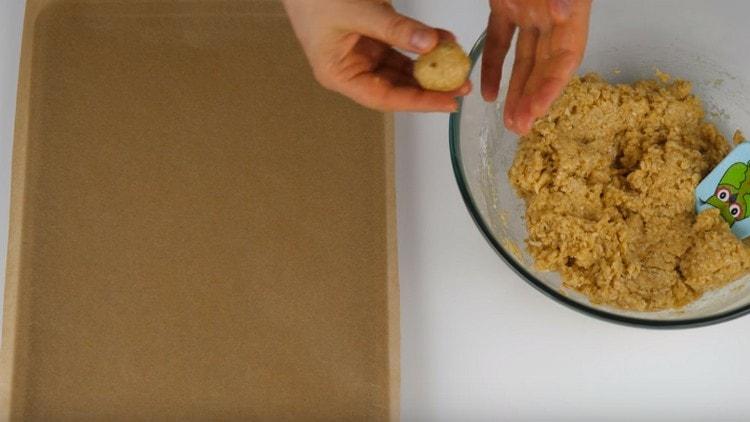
[696, 142, 750, 239]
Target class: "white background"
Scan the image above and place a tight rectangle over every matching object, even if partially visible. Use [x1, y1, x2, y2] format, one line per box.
[2, 1, 750, 421]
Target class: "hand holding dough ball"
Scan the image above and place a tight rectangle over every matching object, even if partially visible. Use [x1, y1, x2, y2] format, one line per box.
[414, 41, 470, 92]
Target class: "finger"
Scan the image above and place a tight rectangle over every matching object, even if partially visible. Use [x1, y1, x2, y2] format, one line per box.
[457, 80, 473, 97]
[512, 52, 576, 134]
[444, 80, 472, 97]
[530, 27, 553, 94]
[481, 11, 516, 102]
[345, 72, 465, 112]
[549, 0, 573, 23]
[513, 1, 591, 133]
[504, 28, 539, 132]
[348, 1, 439, 54]
[376, 67, 472, 96]
[435, 28, 457, 42]
[517, 28, 554, 103]
[501, 0, 554, 31]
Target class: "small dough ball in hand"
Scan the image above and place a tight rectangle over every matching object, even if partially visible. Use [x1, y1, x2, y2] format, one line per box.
[414, 41, 470, 92]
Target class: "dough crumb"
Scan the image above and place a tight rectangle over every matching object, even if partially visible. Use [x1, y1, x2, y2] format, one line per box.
[734, 129, 745, 144]
[655, 68, 671, 83]
[508, 73, 748, 311]
[501, 238, 524, 263]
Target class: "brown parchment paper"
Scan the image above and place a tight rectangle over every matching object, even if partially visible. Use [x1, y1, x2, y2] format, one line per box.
[0, 1, 399, 420]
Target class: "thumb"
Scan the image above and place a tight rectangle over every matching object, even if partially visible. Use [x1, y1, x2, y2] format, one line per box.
[349, 1, 439, 53]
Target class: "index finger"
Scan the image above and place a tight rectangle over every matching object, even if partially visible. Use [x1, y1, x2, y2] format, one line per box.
[481, 11, 516, 102]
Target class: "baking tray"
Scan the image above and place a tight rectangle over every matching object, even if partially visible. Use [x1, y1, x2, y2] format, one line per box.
[0, 1, 399, 420]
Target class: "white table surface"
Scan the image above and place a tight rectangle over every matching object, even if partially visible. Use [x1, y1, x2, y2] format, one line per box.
[3, 1, 750, 421]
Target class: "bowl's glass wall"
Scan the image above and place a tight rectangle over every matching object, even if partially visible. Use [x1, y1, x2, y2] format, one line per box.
[457, 0, 750, 322]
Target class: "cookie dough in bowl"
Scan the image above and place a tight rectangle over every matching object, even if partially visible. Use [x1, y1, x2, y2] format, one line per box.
[451, 7, 750, 326]
[508, 74, 750, 311]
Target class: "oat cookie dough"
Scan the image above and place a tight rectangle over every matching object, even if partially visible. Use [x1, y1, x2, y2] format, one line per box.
[509, 74, 750, 311]
[414, 41, 470, 92]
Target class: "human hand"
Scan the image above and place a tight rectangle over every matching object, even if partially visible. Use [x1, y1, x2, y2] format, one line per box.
[282, 0, 470, 112]
[481, 0, 592, 134]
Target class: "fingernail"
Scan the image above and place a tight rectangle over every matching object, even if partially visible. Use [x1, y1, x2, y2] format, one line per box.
[411, 29, 435, 52]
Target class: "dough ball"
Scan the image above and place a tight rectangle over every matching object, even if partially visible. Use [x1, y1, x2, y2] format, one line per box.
[414, 41, 470, 92]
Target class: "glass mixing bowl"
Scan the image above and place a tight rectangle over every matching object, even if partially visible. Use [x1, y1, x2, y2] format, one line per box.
[450, 1, 750, 327]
